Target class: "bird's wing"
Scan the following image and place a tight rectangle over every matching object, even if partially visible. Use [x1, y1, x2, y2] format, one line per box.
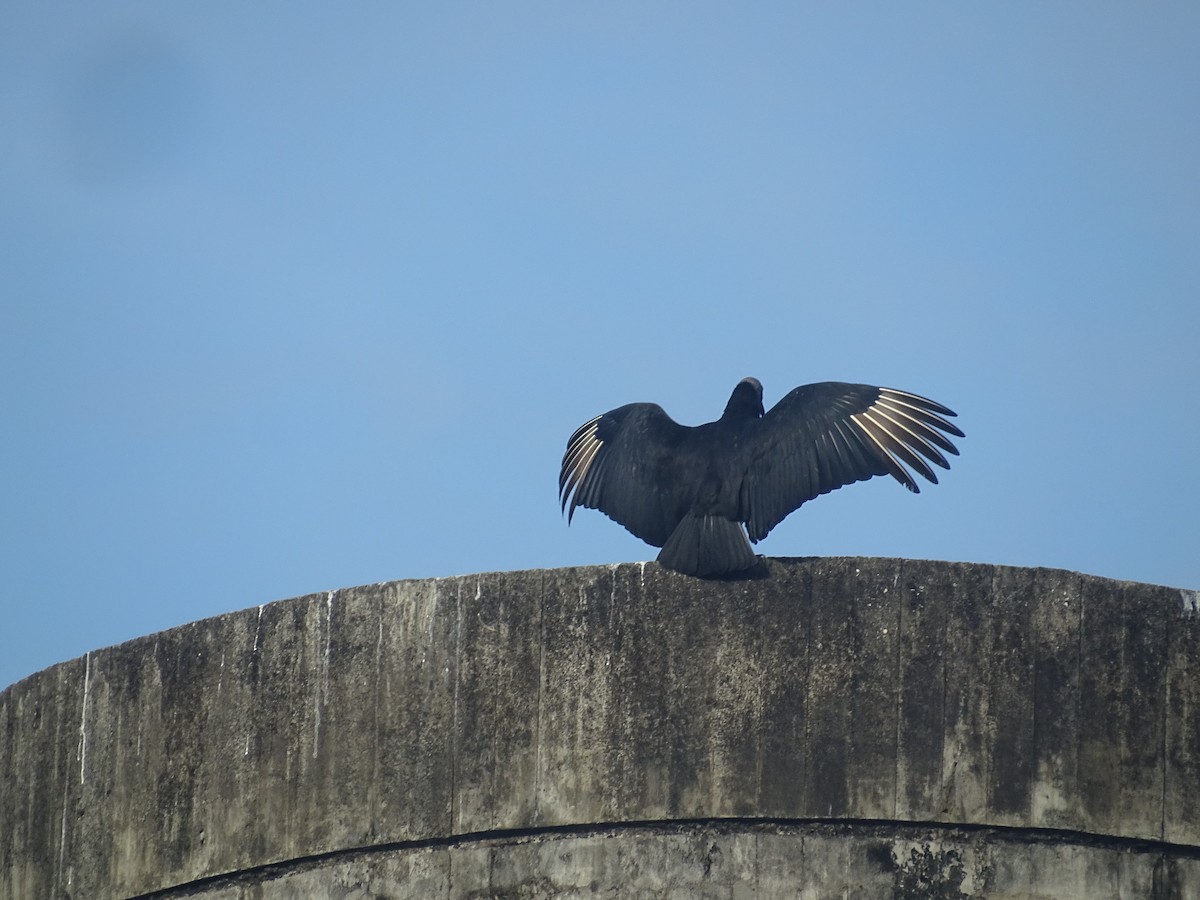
[739, 382, 964, 542]
[559, 402, 690, 548]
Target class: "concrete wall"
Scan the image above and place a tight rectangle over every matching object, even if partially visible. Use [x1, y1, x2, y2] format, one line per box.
[2, 558, 1199, 899]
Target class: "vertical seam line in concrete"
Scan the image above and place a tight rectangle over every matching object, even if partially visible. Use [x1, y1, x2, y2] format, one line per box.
[447, 577, 462, 898]
[615, 564, 626, 817]
[535, 568, 545, 822]
[313, 591, 333, 761]
[985, 565, 998, 819]
[451, 578, 462, 837]
[1029, 571, 1041, 826]
[371, 585, 384, 833]
[752, 565, 765, 887]
[54, 662, 79, 896]
[1160, 589, 1169, 843]
[801, 562, 813, 813]
[940, 569, 951, 822]
[1075, 571, 1085, 837]
[937, 566, 948, 819]
[483, 574, 497, 837]
[893, 559, 905, 822]
[78, 650, 91, 788]
[754, 565, 765, 813]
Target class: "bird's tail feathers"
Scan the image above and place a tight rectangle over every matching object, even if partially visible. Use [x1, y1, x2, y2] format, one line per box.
[657, 514, 757, 577]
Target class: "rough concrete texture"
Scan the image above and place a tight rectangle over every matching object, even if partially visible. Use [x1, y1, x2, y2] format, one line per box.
[110, 823, 1200, 900]
[2, 557, 1199, 899]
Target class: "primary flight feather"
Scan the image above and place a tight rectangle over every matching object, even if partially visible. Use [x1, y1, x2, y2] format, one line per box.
[559, 378, 964, 577]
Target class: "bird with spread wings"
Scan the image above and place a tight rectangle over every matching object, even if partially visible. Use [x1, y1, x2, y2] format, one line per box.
[559, 378, 964, 577]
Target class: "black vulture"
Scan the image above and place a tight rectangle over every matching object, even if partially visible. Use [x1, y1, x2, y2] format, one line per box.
[559, 378, 964, 577]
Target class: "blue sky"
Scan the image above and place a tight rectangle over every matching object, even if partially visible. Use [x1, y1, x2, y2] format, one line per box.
[3, 4, 1198, 690]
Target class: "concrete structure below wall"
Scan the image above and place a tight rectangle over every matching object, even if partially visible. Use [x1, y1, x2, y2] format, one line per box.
[2, 558, 1199, 899]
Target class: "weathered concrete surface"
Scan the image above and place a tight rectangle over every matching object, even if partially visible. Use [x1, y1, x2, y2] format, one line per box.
[2, 558, 1198, 899]
[115, 822, 1200, 900]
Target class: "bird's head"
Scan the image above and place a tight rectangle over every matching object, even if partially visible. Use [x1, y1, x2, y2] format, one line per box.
[723, 377, 765, 419]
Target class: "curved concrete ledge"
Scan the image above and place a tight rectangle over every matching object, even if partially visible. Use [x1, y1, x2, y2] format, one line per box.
[127, 820, 1200, 899]
[2, 558, 1198, 898]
